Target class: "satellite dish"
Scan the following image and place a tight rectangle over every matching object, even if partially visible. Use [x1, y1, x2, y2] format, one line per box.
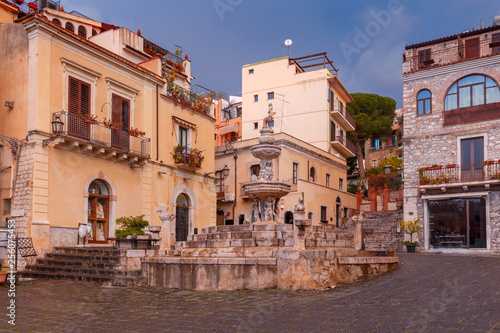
[284, 39, 292, 46]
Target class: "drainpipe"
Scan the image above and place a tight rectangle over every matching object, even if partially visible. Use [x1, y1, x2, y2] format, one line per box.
[233, 154, 238, 222]
[156, 84, 159, 161]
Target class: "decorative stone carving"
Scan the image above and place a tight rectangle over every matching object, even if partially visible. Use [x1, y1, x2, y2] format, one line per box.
[156, 203, 176, 249]
[264, 198, 275, 221]
[293, 192, 306, 221]
[263, 103, 275, 128]
[259, 160, 274, 181]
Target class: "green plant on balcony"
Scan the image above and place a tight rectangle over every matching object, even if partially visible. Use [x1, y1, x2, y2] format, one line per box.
[172, 145, 204, 169]
[102, 118, 122, 131]
[76, 112, 98, 123]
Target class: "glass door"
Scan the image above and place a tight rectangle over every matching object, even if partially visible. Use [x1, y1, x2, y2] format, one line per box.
[461, 137, 483, 181]
[87, 180, 110, 244]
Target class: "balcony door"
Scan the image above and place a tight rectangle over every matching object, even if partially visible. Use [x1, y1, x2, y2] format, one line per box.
[461, 137, 483, 181]
[68, 76, 91, 140]
[111, 94, 130, 151]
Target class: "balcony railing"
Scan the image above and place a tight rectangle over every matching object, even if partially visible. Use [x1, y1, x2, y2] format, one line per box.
[53, 111, 150, 158]
[335, 136, 357, 153]
[165, 83, 214, 117]
[419, 162, 500, 185]
[404, 38, 500, 73]
[443, 102, 500, 126]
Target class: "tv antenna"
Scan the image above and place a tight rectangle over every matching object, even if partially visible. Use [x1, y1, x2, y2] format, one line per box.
[283, 39, 292, 56]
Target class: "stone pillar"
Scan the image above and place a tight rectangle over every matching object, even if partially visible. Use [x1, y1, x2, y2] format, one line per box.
[368, 187, 377, 211]
[356, 189, 362, 211]
[156, 204, 175, 250]
[383, 186, 390, 211]
[352, 212, 365, 251]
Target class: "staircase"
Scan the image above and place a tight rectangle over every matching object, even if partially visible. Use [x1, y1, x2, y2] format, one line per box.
[22, 247, 145, 286]
[344, 210, 403, 251]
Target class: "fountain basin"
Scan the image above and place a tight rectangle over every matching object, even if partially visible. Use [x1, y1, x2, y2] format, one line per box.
[250, 144, 281, 161]
[242, 181, 292, 199]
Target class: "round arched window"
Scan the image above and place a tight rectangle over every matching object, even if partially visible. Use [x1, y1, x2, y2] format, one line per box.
[445, 75, 500, 110]
[78, 25, 87, 38]
[176, 193, 189, 206]
[309, 167, 316, 182]
[88, 179, 109, 195]
[65, 22, 74, 32]
[417, 90, 432, 115]
[52, 18, 61, 26]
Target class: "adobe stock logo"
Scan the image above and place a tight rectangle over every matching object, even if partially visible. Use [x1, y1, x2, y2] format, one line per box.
[340, 0, 404, 64]
[213, 0, 243, 22]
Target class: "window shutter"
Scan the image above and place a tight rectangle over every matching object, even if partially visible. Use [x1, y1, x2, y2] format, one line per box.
[492, 33, 500, 54]
[80, 82, 90, 116]
[112, 94, 121, 124]
[68, 77, 79, 114]
[465, 38, 480, 59]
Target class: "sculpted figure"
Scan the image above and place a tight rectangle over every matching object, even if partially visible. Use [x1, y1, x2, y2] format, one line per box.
[263, 104, 276, 128]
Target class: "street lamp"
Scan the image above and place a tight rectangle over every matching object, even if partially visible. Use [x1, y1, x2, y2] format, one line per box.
[222, 165, 230, 179]
[396, 167, 402, 177]
[42, 115, 64, 147]
[384, 164, 392, 175]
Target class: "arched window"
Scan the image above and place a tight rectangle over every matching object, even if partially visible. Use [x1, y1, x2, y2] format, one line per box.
[78, 25, 87, 38]
[92, 29, 97, 36]
[238, 214, 245, 225]
[417, 90, 432, 115]
[284, 211, 294, 224]
[52, 18, 61, 26]
[445, 75, 500, 110]
[175, 194, 189, 241]
[65, 22, 74, 32]
[309, 167, 316, 182]
[307, 212, 313, 224]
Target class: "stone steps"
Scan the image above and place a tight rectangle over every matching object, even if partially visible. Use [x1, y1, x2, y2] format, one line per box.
[21, 247, 145, 286]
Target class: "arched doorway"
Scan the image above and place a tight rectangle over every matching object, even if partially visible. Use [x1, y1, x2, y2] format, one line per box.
[176, 194, 190, 241]
[284, 211, 294, 224]
[238, 214, 245, 225]
[87, 180, 110, 243]
[336, 197, 341, 227]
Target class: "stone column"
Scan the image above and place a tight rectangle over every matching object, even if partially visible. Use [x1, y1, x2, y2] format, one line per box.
[383, 186, 390, 211]
[368, 187, 377, 211]
[353, 212, 365, 251]
[356, 188, 362, 211]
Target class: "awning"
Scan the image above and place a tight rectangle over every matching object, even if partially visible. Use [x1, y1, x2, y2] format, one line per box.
[219, 122, 239, 135]
[172, 116, 197, 130]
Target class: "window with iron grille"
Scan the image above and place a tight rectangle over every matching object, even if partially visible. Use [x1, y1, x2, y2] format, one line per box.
[65, 22, 74, 32]
[78, 25, 87, 38]
[320, 206, 327, 223]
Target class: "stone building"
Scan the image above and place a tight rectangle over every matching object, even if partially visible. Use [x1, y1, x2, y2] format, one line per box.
[402, 18, 500, 253]
[0, 5, 216, 261]
[215, 53, 357, 226]
[365, 108, 402, 169]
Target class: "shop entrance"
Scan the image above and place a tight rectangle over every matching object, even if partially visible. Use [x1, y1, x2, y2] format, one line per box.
[428, 198, 486, 249]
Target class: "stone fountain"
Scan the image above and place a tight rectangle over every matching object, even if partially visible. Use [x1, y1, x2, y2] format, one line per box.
[141, 105, 399, 290]
[242, 105, 292, 223]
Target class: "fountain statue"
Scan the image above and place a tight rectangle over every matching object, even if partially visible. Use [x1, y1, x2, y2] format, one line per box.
[242, 104, 292, 223]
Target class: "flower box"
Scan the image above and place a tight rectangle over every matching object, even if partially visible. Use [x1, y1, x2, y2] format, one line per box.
[446, 164, 456, 168]
[433, 166, 442, 170]
[484, 160, 495, 165]
[28, 2, 37, 10]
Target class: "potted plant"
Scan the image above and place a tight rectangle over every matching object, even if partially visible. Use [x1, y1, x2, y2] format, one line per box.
[0, 270, 7, 283]
[114, 215, 151, 249]
[399, 218, 423, 252]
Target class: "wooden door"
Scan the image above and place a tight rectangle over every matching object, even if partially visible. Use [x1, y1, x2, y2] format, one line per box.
[88, 194, 109, 244]
[461, 137, 483, 181]
[175, 206, 188, 242]
[111, 94, 130, 151]
[68, 76, 90, 140]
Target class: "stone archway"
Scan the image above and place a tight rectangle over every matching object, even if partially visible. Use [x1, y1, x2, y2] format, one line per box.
[170, 185, 196, 241]
[284, 210, 294, 224]
[84, 174, 117, 243]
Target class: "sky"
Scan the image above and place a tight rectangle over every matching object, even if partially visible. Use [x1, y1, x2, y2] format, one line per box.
[63, 0, 500, 107]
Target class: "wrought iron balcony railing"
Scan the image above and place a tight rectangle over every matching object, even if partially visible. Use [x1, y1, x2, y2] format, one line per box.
[419, 162, 500, 185]
[334, 135, 357, 154]
[165, 83, 215, 117]
[52, 111, 150, 158]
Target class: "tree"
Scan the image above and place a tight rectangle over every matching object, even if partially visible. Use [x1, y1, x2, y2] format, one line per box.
[347, 93, 396, 177]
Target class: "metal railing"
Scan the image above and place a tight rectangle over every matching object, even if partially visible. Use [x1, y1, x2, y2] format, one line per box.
[404, 38, 500, 73]
[52, 111, 150, 157]
[165, 83, 214, 116]
[334, 135, 357, 154]
[331, 101, 356, 128]
[420, 162, 500, 185]
[443, 102, 500, 126]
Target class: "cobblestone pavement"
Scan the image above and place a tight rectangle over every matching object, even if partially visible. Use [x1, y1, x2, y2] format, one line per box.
[1, 253, 500, 332]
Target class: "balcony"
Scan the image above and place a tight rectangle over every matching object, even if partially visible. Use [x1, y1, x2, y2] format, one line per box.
[164, 83, 215, 118]
[330, 136, 356, 158]
[172, 146, 204, 171]
[404, 38, 500, 74]
[443, 102, 500, 126]
[330, 104, 356, 131]
[419, 162, 500, 187]
[50, 111, 150, 165]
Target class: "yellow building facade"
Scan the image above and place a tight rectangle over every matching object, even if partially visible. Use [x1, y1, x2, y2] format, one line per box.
[0, 15, 216, 257]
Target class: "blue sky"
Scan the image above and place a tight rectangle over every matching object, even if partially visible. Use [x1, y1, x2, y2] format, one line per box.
[64, 0, 499, 107]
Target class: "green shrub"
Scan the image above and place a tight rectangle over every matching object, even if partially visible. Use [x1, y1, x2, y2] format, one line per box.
[115, 215, 149, 238]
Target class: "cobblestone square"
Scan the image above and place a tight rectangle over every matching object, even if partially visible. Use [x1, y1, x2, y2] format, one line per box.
[1, 253, 500, 332]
